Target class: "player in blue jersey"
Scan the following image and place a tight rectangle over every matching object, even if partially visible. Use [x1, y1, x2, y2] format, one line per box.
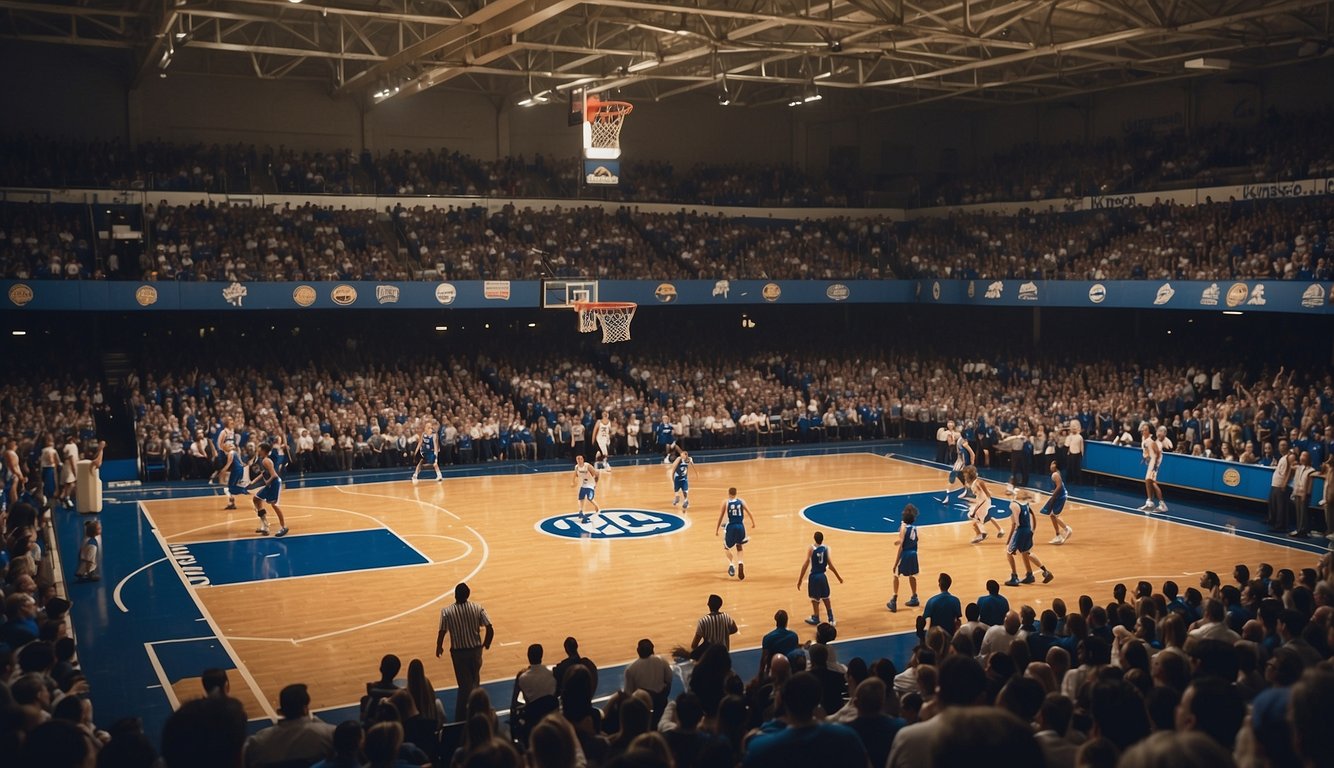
[1040, 460, 1073, 544]
[1004, 490, 1053, 586]
[944, 425, 975, 500]
[960, 466, 1005, 544]
[669, 449, 692, 509]
[246, 443, 289, 537]
[797, 531, 844, 626]
[219, 441, 249, 510]
[887, 504, 921, 613]
[659, 416, 677, 462]
[572, 454, 601, 522]
[412, 421, 443, 484]
[715, 487, 757, 580]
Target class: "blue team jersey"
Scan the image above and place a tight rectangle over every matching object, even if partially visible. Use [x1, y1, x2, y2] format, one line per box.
[726, 498, 746, 526]
[228, 451, 245, 483]
[810, 544, 829, 574]
[421, 434, 436, 454]
[1017, 503, 1033, 531]
[660, 423, 676, 443]
[673, 459, 689, 481]
[901, 523, 919, 555]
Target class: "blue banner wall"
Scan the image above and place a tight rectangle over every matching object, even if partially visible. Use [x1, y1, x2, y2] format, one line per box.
[3, 279, 1330, 313]
[1084, 441, 1325, 505]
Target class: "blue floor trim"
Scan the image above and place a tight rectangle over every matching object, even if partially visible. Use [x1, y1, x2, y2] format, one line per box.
[802, 490, 1013, 534]
[175, 529, 429, 587]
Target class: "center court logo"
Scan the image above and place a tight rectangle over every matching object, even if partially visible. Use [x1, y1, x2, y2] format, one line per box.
[536, 509, 688, 540]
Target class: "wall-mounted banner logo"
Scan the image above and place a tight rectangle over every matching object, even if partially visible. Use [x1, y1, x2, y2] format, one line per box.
[1017, 281, 1038, 301]
[931, 281, 941, 300]
[762, 283, 782, 302]
[584, 160, 620, 186]
[222, 282, 247, 307]
[535, 509, 688, 540]
[375, 285, 400, 304]
[826, 283, 850, 301]
[1246, 284, 1266, 306]
[293, 285, 317, 307]
[1153, 283, 1175, 305]
[1088, 284, 1107, 304]
[1300, 283, 1326, 308]
[331, 284, 358, 305]
[7, 284, 33, 307]
[966, 281, 976, 299]
[134, 285, 159, 307]
[654, 283, 678, 303]
[483, 280, 511, 300]
[1200, 283, 1220, 306]
[1226, 282, 1249, 307]
[984, 281, 1004, 299]
[712, 280, 730, 299]
[435, 282, 457, 305]
[1222, 468, 1241, 487]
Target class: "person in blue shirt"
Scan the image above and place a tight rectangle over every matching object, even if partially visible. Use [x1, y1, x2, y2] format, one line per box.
[742, 672, 869, 768]
[797, 531, 844, 626]
[1040, 461, 1073, 544]
[887, 504, 920, 613]
[759, 610, 799, 677]
[715, 487, 757, 580]
[219, 441, 249, 510]
[922, 572, 961, 632]
[669, 449, 692, 510]
[247, 443, 289, 537]
[976, 579, 1010, 626]
[411, 421, 442, 484]
[1005, 490, 1053, 586]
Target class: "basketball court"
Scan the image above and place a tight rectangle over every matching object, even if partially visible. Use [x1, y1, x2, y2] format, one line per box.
[68, 445, 1324, 738]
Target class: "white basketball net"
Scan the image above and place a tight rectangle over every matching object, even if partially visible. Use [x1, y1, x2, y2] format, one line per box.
[576, 303, 636, 343]
[588, 103, 633, 149]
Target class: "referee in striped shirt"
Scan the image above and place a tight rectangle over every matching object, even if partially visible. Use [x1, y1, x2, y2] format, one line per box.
[691, 593, 738, 651]
[436, 582, 494, 721]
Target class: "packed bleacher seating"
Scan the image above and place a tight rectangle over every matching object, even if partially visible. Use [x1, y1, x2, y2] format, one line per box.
[4, 195, 1333, 282]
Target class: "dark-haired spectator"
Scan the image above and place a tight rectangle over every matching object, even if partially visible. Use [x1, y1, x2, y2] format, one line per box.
[1174, 676, 1244, 750]
[310, 721, 363, 768]
[922, 573, 962, 633]
[553, 636, 599, 696]
[244, 683, 336, 768]
[362, 654, 401, 723]
[845, 677, 901, 767]
[977, 580, 1009, 627]
[18, 718, 97, 768]
[1088, 679, 1150, 752]
[743, 671, 868, 767]
[1119, 730, 1237, 768]
[622, 639, 671, 726]
[759, 610, 798, 676]
[886, 655, 987, 767]
[160, 695, 248, 768]
[930, 707, 1043, 768]
[1035, 693, 1078, 768]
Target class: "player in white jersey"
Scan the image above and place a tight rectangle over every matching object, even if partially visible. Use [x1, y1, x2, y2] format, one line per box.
[572, 454, 601, 522]
[715, 487, 757, 580]
[1140, 423, 1167, 512]
[962, 466, 1005, 544]
[594, 411, 613, 472]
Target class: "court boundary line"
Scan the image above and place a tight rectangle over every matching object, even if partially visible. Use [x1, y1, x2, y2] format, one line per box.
[114, 556, 169, 613]
[874, 453, 1326, 554]
[193, 559, 440, 590]
[143, 643, 181, 711]
[139, 502, 280, 721]
[163, 514, 318, 542]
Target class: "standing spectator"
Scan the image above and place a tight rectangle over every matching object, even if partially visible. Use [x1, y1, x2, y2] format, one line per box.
[923, 573, 963, 634]
[691, 594, 738, 651]
[1065, 422, 1084, 485]
[760, 610, 799, 676]
[435, 582, 494, 721]
[59, 434, 79, 509]
[1266, 442, 1295, 531]
[553, 636, 598, 695]
[977, 579, 1010, 626]
[1289, 451, 1317, 539]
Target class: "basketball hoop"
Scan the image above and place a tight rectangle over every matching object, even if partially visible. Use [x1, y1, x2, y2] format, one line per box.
[584, 99, 634, 152]
[573, 301, 637, 343]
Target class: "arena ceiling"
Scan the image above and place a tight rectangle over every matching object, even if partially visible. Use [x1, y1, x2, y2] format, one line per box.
[4, 0, 1333, 112]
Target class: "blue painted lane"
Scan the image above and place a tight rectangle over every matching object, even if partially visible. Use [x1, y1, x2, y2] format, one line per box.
[179, 528, 428, 586]
[803, 489, 1015, 533]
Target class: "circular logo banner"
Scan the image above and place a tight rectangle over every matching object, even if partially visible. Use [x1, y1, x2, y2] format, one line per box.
[535, 509, 689, 540]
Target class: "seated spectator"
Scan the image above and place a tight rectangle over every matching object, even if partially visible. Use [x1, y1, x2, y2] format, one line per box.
[244, 683, 336, 768]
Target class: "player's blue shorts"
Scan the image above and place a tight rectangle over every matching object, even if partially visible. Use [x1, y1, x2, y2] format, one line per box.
[898, 552, 919, 577]
[1040, 493, 1067, 516]
[420, 450, 437, 465]
[948, 469, 959, 484]
[673, 477, 688, 493]
[227, 479, 249, 497]
[42, 467, 56, 497]
[256, 480, 282, 504]
[578, 486, 595, 501]
[1007, 530, 1033, 555]
[808, 572, 830, 599]
[724, 524, 747, 548]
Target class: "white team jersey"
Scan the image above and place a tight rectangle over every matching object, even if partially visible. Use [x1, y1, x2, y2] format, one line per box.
[575, 463, 596, 488]
[596, 420, 612, 443]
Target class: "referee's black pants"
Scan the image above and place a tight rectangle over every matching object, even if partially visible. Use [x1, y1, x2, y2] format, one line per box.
[450, 647, 483, 721]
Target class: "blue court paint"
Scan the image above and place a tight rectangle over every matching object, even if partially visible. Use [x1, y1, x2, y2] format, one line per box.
[802, 490, 1015, 533]
[535, 509, 689, 540]
[149, 639, 235, 684]
[177, 529, 428, 586]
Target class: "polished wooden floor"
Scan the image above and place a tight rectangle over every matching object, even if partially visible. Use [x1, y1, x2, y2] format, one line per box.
[141, 453, 1317, 716]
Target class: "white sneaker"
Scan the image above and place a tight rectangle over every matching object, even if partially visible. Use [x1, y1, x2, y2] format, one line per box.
[411, 476, 419, 485]
[1062, 527, 1073, 543]
[1157, 502, 1168, 512]
[1049, 536, 1064, 545]
[970, 534, 986, 544]
[1325, 532, 1334, 540]
[1139, 501, 1154, 511]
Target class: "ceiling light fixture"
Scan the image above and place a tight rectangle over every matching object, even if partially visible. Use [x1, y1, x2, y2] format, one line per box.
[627, 57, 661, 73]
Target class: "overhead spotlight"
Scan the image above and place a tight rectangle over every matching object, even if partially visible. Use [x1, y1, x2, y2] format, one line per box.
[157, 48, 173, 69]
[517, 91, 551, 107]
[288, 0, 304, 4]
[828, 40, 843, 52]
[717, 77, 731, 106]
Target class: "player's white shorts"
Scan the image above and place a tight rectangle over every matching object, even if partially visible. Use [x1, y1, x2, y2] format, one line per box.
[1145, 461, 1160, 481]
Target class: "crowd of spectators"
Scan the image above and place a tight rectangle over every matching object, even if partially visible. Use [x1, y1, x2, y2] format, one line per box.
[5, 194, 1333, 282]
[6, 546, 1331, 767]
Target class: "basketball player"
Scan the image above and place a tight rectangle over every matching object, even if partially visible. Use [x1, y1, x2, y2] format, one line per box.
[594, 411, 613, 472]
[944, 424, 976, 501]
[797, 531, 844, 626]
[412, 421, 443, 484]
[1140, 423, 1167, 512]
[715, 487, 757, 580]
[572, 454, 600, 522]
[219, 440, 249, 510]
[269, 433, 289, 477]
[961, 466, 1005, 544]
[659, 415, 677, 462]
[59, 434, 79, 509]
[2, 438, 24, 513]
[1004, 490, 1053, 586]
[670, 449, 692, 510]
[39, 435, 59, 507]
[887, 503, 920, 613]
[246, 443, 288, 537]
[212, 417, 236, 484]
[1041, 460, 1073, 544]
